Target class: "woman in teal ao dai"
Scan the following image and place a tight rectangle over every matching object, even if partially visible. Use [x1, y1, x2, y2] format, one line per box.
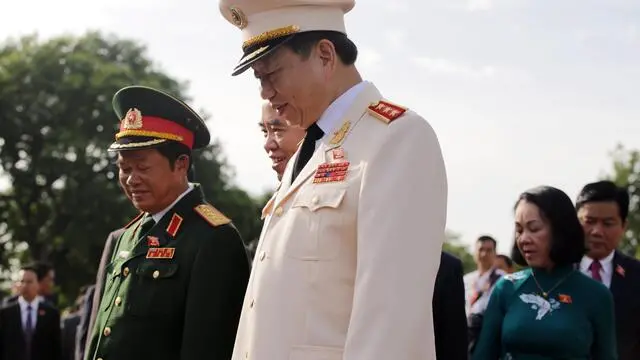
[472, 186, 617, 360]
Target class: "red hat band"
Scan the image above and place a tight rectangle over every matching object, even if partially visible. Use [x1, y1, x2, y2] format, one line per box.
[116, 108, 195, 149]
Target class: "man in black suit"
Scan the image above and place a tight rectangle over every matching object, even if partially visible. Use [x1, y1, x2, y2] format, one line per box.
[3, 262, 57, 308]
[576, 180, 640, 360]
[433, 252, 468, 360]
[75, 229, 124, 360]
[0, 264, 61, 360]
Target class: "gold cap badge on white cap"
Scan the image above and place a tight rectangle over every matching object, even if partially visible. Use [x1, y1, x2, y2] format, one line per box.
[219, 0, 355, 76]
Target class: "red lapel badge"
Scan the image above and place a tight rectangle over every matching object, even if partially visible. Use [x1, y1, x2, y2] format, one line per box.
[147, 236, 160, 247]
[38, 309, 46, 316]
[616, 265, 625, 277]
[558, 294, 572, 304]
[166, 213, 183, 237]
[146, 247, 176, 259]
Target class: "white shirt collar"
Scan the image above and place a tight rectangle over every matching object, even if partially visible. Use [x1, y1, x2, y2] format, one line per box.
[150, 183, 194, 223]
[581, 250, 615, 270]
[580, 250, 615, 287]
[18, 296, 40, 309]
[315, 81, 368, 139]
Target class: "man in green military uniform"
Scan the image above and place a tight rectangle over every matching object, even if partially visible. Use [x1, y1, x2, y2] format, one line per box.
[85, 86, 250, 360]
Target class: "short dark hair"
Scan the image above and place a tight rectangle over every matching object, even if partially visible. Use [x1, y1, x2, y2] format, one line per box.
[510, 185, 586, 267]
[575, 180, 629, 221]
[155, 141, 192, 172]
[283, 31, 358, 66]
[496, 254, 513, 268]
[20, 264, 39, 280]
[33, 261, 53, 281]
[21, 262, 51, 282]
[476, 235, 497, 249]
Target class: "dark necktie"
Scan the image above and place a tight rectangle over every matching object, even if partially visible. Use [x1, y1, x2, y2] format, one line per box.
[292, 122, 324, 182]
[25, 304, 33, 359]
[138, 214, 155, 239]
[589, 259, 603, 282]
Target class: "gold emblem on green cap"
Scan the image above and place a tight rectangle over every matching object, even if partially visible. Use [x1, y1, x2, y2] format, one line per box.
[122, 108, 143, 130]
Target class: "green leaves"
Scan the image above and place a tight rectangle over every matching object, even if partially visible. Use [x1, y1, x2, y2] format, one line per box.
[605, 144, 640, 258]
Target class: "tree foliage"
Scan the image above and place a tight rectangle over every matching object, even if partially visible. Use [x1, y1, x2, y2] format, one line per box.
[443, 230, 475, 274]
[0, 32, 263, 304]
[603, 144, 640, 258]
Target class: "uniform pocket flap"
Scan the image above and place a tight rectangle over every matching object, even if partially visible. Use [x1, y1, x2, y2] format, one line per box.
[292, 188, 347, 212]
[136, 261, 179, 279]
[106, 262, 118, 277]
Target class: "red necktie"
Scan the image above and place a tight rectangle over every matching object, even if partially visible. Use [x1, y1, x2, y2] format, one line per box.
[589, 260, 602, 282]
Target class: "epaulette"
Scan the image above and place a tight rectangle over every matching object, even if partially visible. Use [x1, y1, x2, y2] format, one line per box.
[124, 212, 144, 229]
[194, 204, 231, 227]
[367, 100, 407, 124]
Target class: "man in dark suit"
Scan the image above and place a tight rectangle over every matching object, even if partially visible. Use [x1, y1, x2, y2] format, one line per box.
[76, 228, 125, 360]
[576, 180, 640, 360]
[84, 86, 250, 360]
[0, 264, 61, 360]
[433, 251, 469, 360]
[3, 262, 57, 308]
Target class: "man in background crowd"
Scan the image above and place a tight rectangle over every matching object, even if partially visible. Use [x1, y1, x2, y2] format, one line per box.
[464, 235, 505, 353]
[61, 286, 91, 360]
[494, 254, 514, 274]
[3, 262, 57, 308]
[259, 100, 305, 182]
[0, 264, 61, 360]
[576, 180, 640, 360]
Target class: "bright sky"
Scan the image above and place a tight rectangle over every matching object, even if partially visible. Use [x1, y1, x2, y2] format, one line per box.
[1, 0, 639, 254]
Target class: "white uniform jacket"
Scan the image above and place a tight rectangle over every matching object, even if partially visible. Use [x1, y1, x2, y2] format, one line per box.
[232, 81, 448, 360]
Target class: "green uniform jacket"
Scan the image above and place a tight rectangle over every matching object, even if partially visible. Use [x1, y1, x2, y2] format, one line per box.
[472, 266, 617, 360]
[85, 185, 250, 360]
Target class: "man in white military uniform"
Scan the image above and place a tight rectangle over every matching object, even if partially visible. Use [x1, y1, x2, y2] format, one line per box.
[219, 1, 448, 359]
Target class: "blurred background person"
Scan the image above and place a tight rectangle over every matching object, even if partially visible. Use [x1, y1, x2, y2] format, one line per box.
[0, 264, 61, 360]
[60, 286, 91, 360]
[464, 235, 505, 353]
[576, 180, 640, 360]
[473, 186, 616, 360]
[3, 262, 57, 308]
[494, 254, 514, 274]
[259, 100, 305, 181]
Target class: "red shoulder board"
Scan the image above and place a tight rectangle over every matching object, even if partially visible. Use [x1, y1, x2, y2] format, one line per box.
[124, 212, 144, 229]
[367, 100, 407, 123]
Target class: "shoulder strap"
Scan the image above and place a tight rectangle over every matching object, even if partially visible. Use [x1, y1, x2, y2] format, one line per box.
[194, 204, 231, 227]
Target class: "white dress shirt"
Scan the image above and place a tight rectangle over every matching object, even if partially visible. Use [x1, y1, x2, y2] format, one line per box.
[463, 267, 505, 316]
[580, 250, 615, 288]
[18, 296, 40, 331]
[150, 183, 195, 223]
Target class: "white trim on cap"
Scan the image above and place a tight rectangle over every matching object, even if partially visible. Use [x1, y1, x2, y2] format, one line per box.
[242, 6, 347, 43]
